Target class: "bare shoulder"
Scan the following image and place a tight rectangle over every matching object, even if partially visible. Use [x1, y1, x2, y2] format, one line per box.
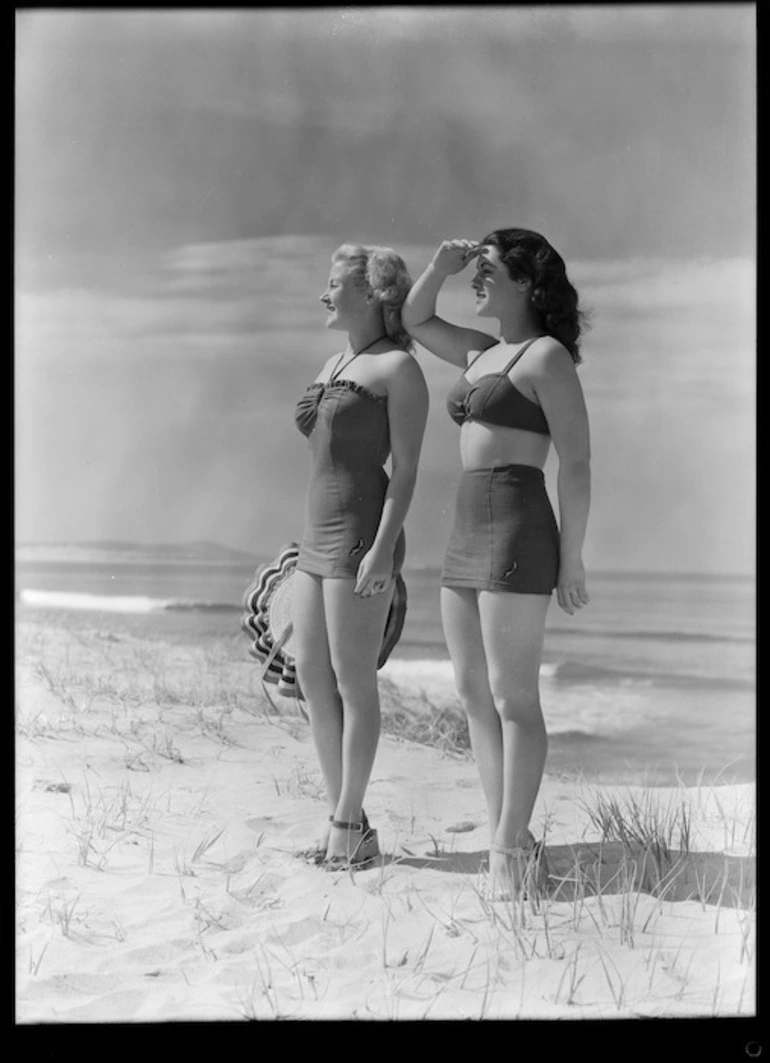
[380, 348, 427, 379]
[527, 336, 577, 378]
[382, 350, 429, 414]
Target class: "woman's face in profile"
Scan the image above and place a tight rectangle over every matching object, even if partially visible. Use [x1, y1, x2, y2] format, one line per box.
[319, 264, 368, 331]
[470, 245, 525, 318]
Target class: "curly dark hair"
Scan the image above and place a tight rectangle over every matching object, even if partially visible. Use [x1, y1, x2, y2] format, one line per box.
[480, 228, 586, 364]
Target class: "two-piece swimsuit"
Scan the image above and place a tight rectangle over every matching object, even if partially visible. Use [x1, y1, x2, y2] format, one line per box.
[442, 337, 560, 594]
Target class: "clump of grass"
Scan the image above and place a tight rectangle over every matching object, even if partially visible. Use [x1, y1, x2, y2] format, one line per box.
[195, 705, 238, 747]
[457, 783, 755, 1015]
[43, 891, 84, 939]
[64, 775, 157, 870]
[580, 787, 692, 857]
[553, 942, 586, 1006]
[281, 764, 326, 802]
[172, 826, 226, 882]
[704, 783, 756, 855]
[16, 708, 63, 741]
[27, 936, 52, 976]
[232, 942, 306, 1020]
[378, 679, 470, 756]
[135, 731, 186, 765]
[193, 895, 228, 934]
[122, 743, 153, 773]
[192, 827, 226, 864]
[33, 660, 129, 723]
[577, 787, 694, 893]
[596, 945, 627, 1011]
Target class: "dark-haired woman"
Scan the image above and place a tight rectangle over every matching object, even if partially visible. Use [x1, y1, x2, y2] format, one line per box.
[402, 230, 590, 897]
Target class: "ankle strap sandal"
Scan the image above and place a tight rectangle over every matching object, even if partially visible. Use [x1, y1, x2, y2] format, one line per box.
[324, 812, 379, 871]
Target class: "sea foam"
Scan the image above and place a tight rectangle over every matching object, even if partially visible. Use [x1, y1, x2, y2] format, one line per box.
[18, 589, 173, 614]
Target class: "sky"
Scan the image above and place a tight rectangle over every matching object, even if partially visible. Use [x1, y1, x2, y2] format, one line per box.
[15, 6, 756, 575]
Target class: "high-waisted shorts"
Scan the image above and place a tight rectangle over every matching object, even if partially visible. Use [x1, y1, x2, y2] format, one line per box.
[441, 465, 559, 594]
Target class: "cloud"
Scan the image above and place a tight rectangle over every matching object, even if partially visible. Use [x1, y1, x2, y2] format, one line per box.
[18, 240, 755, 393]
[16, 7, 753, 266]
[15, 234, 755, 573]
[163, 235, 332, 279]
[542, 5, 752, 43]
[14, 8, 755, 571]
[146, 6, 752, 46]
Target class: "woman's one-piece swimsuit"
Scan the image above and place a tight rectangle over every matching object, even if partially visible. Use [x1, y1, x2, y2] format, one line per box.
[294, 366, 404, 578]
[442, 337, 560, 594]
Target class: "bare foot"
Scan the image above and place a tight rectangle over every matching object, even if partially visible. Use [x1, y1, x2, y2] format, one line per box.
[295, 815, 333, 864]
[487, 832, 546, 900]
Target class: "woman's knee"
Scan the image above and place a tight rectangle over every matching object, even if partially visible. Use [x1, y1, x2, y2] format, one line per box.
[335, 677, 379, 710]
[489, 685, 544, 725]
[329, 652, 379, 706]
[453, 670, 495, 719]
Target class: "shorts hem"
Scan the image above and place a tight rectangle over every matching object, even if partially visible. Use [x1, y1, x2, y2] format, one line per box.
[441, 577, 553, 595]
[297, 564, 403, 579]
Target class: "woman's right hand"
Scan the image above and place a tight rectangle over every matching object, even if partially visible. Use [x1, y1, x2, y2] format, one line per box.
[556, 557, 590, 616]
[431, 239, 481, 277]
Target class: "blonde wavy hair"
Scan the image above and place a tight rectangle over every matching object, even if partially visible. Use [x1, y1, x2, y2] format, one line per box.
[331, 243, 414, 353]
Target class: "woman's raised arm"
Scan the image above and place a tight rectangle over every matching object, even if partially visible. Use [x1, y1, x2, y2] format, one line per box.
[402, 240, 497, 367]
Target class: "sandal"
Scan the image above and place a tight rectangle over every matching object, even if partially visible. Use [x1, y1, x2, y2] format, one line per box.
[323, 811, 380, 871]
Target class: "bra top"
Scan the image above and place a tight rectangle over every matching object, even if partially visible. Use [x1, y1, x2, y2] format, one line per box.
[446, 337, 549, 434]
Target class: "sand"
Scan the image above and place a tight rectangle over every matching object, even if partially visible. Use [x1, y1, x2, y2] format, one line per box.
[15, 615, 755, 1023]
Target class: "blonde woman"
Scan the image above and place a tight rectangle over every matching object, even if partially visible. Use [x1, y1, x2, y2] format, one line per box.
[293, 244, 429, 869]
[403, 228, 591, 896]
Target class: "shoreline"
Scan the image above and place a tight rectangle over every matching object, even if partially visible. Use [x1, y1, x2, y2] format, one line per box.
[16, 605, 756, 788]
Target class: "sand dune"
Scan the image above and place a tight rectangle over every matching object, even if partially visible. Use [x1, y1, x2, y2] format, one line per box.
[15, 615, 755, 1022]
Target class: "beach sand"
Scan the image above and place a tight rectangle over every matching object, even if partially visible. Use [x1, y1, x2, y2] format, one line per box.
[15, 614, 755, 1023]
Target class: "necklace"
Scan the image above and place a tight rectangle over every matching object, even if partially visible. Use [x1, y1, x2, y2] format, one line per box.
[329, 333, 387, 382]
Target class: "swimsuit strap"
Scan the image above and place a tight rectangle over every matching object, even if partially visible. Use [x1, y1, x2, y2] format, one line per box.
[329, 352, 359, 382]
[500, 336, 544, 376]
[330, 333, 388, 382]
[466, 346, 491, 371]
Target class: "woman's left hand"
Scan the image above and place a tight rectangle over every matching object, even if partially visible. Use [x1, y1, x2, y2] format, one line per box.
[355, 548, 393, 597]
[557, 558, 590, 616]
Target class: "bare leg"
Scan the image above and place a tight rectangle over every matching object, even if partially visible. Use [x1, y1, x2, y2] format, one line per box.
[291, 571, 343, 832]
[478, 591, 550, 883]
[323, 578, 392, 857]
[441, 587, 503, 843]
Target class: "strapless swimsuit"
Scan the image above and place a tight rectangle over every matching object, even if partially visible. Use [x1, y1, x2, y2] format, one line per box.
[294, 356, 405, 579]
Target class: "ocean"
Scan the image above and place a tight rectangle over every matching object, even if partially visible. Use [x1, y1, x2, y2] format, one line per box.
[15, 559, 755, 786]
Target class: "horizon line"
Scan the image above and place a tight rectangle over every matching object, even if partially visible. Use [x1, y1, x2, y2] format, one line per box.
[14, 538, 754, 583]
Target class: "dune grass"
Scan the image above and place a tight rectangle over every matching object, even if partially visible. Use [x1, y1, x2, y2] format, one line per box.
[16, 611, 474, 760]
[15, 611, 756, 1020]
